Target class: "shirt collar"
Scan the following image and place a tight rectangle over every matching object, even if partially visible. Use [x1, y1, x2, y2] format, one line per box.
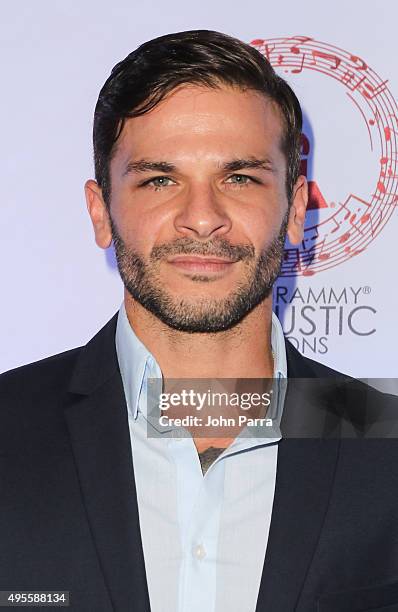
[115, 301, 156, 421]
[271, 308, 287, 380]
[116, 301, 287, 422]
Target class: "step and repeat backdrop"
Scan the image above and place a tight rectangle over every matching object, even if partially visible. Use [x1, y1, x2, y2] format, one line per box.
[1, 1, 397, 386]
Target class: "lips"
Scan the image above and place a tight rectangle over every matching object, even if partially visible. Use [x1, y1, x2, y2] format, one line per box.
[167, 255, 237, 273]
[169, 256, 235, 264]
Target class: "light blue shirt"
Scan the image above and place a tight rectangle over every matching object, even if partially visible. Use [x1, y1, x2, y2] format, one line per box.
[116, 302, 287, 612]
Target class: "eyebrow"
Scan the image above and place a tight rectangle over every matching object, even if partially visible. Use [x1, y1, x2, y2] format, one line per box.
[222, 158, 275, 172]
[122, 157, 275, 177]
[122, 160, 176, 176]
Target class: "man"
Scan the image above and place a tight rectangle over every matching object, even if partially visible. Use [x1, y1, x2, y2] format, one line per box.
[1, 30, 398, 612]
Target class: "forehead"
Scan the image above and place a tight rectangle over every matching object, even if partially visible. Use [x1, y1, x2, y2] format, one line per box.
[113, 84, 286, 167]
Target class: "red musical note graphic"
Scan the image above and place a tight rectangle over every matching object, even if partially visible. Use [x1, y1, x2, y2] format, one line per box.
[384, 126, 398, 141]
[288, 35, 313, 54]
[331, 218, 342, 233]
[369, 108, 382, 126]
[366, 212, 383, 237]
[292, 53, 306, 74]
[317, 239, 331, 261]
[363, 80, 389, 100]
[349, 55, 368, 71]
[311, 50, 341, 70]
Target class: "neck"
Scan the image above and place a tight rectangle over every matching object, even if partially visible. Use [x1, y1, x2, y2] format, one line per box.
[123, 291, 274, 379]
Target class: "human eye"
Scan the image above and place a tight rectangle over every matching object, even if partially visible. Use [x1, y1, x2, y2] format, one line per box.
[225, 174, 258, 187]
[140, 176, 176, 190]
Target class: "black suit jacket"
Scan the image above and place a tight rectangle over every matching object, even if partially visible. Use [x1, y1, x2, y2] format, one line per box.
[1, 312, 398, 612]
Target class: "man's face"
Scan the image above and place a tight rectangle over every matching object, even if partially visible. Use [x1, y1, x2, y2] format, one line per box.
[87, 84, 307, 332]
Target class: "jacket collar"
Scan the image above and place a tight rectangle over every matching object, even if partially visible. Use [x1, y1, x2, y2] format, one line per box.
[68, 312, 119, 395]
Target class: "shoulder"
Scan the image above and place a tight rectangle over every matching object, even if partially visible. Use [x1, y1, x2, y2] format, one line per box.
[0, 346, 83, 397]
[285, 339, 398, 436]
[0, 311, 119, 398]
[0, 312, 119, 449]
[285, 338, 349, 379]
[0, 347, 84, 447]
[0, 346, 88, 454]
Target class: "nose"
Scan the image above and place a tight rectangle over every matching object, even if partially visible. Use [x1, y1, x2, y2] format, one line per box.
[173, 182, 232, 239]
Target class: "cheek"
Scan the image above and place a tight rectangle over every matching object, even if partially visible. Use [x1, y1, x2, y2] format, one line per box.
[116, 205, 174, 256]
[235, 202, 284, 250]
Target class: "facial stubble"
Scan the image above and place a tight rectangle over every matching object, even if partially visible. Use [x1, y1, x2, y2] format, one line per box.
[110, 213, 289, 333]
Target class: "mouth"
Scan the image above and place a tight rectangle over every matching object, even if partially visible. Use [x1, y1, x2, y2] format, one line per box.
[167, 255, 238, 274]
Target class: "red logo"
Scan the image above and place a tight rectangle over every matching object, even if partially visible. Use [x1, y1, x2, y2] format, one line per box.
[251, 36, 398, 275]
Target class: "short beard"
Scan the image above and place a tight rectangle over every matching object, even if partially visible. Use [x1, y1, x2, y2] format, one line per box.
[110, 214, 289, 333]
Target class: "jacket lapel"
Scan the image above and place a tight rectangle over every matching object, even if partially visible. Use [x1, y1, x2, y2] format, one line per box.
[64, 313, 151, 612]
[255, 342, 341, 611]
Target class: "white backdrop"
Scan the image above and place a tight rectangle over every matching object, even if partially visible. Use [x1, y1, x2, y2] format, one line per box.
[1, 0, 397, 385]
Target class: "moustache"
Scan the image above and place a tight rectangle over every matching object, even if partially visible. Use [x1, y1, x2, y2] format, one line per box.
[150, 238, 255, 262]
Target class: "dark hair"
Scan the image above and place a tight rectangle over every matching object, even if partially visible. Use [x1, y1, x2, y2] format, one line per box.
[93, 29, 302, 207]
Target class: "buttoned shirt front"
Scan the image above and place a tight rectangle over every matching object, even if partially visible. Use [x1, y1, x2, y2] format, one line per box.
[116, 302, 287, 612]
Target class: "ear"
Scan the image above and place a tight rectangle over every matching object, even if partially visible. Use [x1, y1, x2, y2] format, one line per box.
[84, 179, 112, 249]
[286, 175, 308, 245]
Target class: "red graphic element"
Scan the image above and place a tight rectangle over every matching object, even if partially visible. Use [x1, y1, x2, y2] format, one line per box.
[349, 55, 367, 71]
[307, 182, 328, 210]
[385, 127, 391, 141]
[339, 232, 350, 243]
[300, 135, 328, 209]
[291, 53, 305, 74]
[311, 49, 341, 70]
[250, 35, 398, 275]
[363, 80, 389, 99]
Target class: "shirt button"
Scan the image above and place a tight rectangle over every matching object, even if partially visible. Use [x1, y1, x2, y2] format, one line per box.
[193, 543, 206, 560]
